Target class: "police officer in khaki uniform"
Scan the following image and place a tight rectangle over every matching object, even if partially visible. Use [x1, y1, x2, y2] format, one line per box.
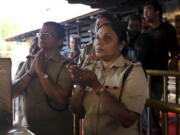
[68, 21, 148, 135]
[12, 22, 73, 135]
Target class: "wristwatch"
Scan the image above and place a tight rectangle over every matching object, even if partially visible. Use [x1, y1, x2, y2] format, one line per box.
[41, 73, 48, 79]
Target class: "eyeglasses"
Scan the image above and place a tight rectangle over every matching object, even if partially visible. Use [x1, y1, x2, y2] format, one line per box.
[37, 32, 54, 38]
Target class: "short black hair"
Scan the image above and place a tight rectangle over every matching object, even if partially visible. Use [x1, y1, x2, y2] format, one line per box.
[144, 0, 163, 18]
[95, 12, 117, 22]
[43, 21, 65, 40]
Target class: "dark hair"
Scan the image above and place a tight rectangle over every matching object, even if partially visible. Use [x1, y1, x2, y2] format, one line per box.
[43, 21, 65, 40]
[128, 14, 141, 22]
[70, 34, 81, 45]
[144, 0, 163, 18]
[96, 12, 117, 22]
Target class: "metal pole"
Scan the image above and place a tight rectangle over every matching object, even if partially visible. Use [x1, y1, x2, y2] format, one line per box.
[162, 76, 168, 135]
[176, 78, 179, 135]
[147, 75, 152, 135]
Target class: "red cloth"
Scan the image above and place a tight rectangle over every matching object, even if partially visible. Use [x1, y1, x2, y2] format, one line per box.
[160, 112, 180, 135]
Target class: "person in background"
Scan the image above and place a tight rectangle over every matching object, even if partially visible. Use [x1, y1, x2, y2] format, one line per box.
[14, 36, 40, 127]
[143, 1, 180, 134]
[59, 43, 69, 57]
[68, 21, 148, 135]
[144, 0, 179, 71]
[15, 36, 40, 76]
[29, 36, 40, 56]
[126, 14, 142, 44]
[12, 21, 73, 135]
[126, 14, 153, 69]
[68, 34, 81, 64]
[125, 14, 142, 63]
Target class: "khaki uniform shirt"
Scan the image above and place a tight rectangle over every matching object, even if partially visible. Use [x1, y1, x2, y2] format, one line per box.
[83, 55, 148, 135]
[15, 53, 73, 135]
[15, 55, 34, 79]
[78, 42, 94, 66]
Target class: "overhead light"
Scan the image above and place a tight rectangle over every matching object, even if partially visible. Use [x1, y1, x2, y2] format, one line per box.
[90, 16, 94, 19]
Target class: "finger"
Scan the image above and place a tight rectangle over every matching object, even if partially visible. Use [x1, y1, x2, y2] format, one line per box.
[83, 68, 91, 72]
[67, 67, 79, 78]
[66, 65, 70, 69]
[36, 49, 42, 56]
[67, 68, 73, 73]
[67, 66, 77, 73]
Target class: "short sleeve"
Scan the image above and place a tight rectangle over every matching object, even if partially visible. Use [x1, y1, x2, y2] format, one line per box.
[122, 66, 148, 115]
[56, 65, 73, 96]
[14, 61, 28, 79]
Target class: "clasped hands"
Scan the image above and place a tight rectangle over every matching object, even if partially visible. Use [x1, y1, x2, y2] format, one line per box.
[28, 49, 47, 77]
[67, 65, 102, 90]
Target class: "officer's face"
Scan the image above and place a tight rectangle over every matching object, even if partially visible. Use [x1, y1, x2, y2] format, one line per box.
[29, 38, 39, 55]
[94, 25, 123, 61]
[38, 24, 62, 50]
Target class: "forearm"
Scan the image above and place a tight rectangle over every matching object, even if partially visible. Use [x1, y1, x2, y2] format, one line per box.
[12, 72, 33, 98]
[100, 90, 139, 128]
[38, 73, 69, 105]
[70, 86, 86, 113]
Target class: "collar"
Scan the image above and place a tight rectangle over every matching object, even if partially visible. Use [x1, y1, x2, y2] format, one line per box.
[47, 52, 64, 62]
[96, 55, 131, 70]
